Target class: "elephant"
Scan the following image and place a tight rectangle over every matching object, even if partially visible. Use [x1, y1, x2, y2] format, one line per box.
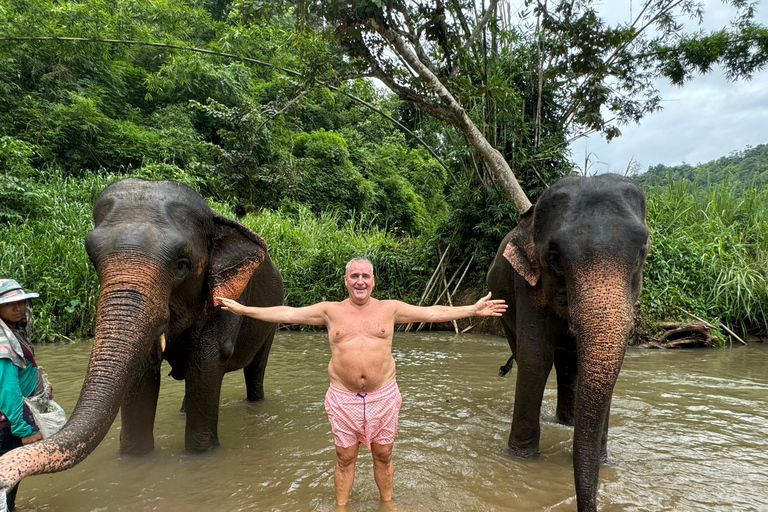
[0, 178, 283, 497]
[487, 173, 649, 512]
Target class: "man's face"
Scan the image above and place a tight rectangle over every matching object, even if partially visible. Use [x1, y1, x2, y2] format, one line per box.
[344, 260, 375, 305]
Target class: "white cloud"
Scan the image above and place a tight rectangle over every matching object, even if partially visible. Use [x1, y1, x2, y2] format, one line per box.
[570, 1, 768, 174]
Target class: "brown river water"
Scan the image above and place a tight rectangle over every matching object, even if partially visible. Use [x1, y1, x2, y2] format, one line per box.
[14, 332, 768, 512]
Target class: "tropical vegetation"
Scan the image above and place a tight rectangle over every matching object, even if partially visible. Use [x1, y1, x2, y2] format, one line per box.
[1, 0, 766, 345]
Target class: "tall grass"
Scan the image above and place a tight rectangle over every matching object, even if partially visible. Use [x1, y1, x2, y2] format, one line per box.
[0, 169, 113, 340]
[642, 179, 768, 336]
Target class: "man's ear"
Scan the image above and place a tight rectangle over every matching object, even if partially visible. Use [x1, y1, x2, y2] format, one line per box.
[502, 206, 540, 286]
[208, 213, 267, 306]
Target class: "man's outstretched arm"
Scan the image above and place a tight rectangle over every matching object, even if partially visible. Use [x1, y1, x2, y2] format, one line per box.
[392, 292, 507, 324]
[216, 297, 327, 326]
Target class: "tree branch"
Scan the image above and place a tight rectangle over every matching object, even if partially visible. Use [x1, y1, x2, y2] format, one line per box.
[462, 0, 501, 53]
[368, 18, 532, 212]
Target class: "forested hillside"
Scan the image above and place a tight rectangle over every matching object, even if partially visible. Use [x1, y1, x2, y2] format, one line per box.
[634, 144, 768, 192]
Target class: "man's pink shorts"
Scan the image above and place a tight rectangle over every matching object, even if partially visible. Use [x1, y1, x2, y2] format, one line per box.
[324, 379, 402, 450]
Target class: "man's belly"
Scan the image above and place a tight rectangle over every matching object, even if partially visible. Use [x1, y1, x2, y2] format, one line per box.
[328, 352, 397, 393]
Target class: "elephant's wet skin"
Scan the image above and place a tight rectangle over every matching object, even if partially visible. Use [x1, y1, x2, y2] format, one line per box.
[487, 173, 649, 512]
[0, 178, 283, 496]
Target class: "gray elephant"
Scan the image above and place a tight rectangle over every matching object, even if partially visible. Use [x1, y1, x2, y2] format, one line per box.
[0, 178, 283, 495]
[487, 174, 649, 512]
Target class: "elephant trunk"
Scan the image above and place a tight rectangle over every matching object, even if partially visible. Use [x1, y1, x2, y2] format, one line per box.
[568, 258, 634, 512]
[0, 256, 168, 492]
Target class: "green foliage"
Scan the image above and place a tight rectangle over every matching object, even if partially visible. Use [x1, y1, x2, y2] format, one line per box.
[652, 25, 768, 86]
[190, 97, 292, 209]
[0, 137, 44, 222]
[292, 129, 374, 214]
[436, 180, 520, 288]
[350, 138, 446, 235]
[641, 179, 768, 337]
[0, 0, 448, 238]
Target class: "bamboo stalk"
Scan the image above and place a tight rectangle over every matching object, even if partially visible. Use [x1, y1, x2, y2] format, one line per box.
[404, 244, 451, 332]
[440, 262, 460, 334]
[416, 255, 470, 333]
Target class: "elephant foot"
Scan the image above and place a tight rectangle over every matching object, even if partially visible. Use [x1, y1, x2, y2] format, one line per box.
[556, 410, 575, 426]
[185, 432, 220, 453]
[246, 386, 265, 402]
[119, 440, 155, 457]
[600, 451, 613, 465]
[506, 443, 539, 459]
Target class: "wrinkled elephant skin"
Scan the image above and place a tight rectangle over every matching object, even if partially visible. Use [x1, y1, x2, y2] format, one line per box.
[487, 174, 649, 512]
[0, 178, 283, 495]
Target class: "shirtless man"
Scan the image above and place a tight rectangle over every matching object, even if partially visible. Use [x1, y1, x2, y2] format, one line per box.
[216, 257, 506, 507]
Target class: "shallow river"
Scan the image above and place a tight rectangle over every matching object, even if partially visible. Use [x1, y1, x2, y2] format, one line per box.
[15, 332, 768, 511]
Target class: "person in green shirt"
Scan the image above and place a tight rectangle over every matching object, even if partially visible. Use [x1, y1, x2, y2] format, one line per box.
[0, 279, 42, 512]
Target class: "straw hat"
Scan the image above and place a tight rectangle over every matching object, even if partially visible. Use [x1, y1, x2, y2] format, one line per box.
[0, 279, 40, 305]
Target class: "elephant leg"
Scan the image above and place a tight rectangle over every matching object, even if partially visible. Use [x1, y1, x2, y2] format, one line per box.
[119, 362, 161, 455]
[508, 351, 553, 457]
[184, 342, 226, 453]
[508, 284, 557, 458]
[244, 325, 277, 402]
[554, 348, 578, 426]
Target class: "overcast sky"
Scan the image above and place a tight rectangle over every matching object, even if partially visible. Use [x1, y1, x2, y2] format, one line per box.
[569, 1, 768, 175]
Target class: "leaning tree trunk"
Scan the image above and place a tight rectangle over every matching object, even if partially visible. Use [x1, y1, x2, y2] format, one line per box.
[0, 257, 166, 492]
[368, 18, 532, 214]
[568, 261, 634, 512]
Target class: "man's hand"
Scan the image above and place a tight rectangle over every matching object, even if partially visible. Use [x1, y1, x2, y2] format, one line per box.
[474, 292, 507, 317]
[215, 297, 246, 316]
[22, 431, 43, 445]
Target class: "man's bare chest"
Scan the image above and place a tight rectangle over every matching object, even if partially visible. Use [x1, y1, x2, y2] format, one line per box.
[328, 316, 394, 343]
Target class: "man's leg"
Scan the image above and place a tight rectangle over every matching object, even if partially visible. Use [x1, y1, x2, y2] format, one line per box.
[371, 442, 394, 502]
[334, 443, 360, 506]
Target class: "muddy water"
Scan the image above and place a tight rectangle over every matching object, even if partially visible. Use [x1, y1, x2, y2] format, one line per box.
[16, 333, 768, 511]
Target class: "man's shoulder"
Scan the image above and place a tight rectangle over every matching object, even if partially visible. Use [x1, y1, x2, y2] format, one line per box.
[328, 298, 401, 313]
[375, 299, 414, 315]
[377, 299, 407, 307]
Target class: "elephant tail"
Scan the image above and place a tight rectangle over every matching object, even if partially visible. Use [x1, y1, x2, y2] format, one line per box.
[499, 354, 515, 377]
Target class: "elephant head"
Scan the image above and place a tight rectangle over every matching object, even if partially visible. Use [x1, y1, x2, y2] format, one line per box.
[0, 178, 278, 494]
[489, 173, 649, 512]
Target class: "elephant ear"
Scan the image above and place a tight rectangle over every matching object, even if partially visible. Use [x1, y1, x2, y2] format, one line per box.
[503, 206, 540, 287]
[208, 213, 268, 305]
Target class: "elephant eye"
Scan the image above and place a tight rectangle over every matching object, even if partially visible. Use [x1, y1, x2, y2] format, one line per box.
[174, 258, 192, 277]
[548, 249, 564, 276]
